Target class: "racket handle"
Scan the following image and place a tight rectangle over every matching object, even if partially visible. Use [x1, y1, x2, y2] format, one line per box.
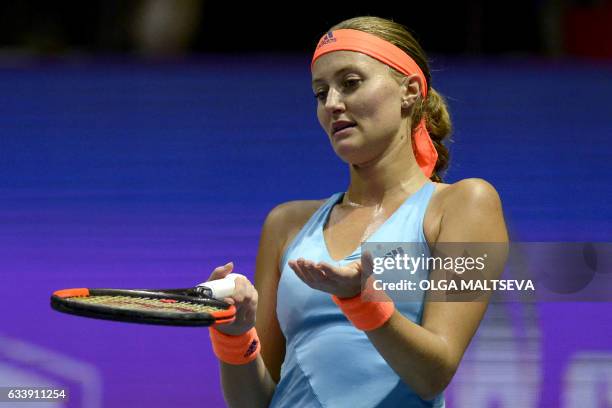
[196, 273, 244, 299]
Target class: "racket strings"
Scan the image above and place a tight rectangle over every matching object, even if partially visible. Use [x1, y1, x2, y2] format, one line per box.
[66, 295, 222, 314]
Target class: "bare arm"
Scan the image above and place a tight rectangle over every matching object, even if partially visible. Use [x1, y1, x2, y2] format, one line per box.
[212, 205, 289, 407]
[365, 178, 509, 399]
[219, 357, 276, 408]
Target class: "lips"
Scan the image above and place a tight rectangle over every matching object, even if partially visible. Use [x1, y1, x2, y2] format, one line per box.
[333, 127, 356, 139]
[332, 121, 356, 134]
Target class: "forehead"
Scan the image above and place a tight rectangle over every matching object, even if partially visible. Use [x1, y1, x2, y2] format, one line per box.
[311, 51, 388, 84]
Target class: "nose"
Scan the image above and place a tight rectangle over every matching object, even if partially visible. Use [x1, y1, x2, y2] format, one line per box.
[324, 88, 345, 114]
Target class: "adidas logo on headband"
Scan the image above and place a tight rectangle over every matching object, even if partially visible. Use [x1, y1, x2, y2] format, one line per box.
[316, 31, 337, 49]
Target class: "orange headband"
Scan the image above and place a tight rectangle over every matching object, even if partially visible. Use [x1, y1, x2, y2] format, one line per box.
[311, 29, 438, 177]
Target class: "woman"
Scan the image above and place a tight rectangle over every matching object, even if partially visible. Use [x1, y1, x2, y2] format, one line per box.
[207, 16, 508, 408]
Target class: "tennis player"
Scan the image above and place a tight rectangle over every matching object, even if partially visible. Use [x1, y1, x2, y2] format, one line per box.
[206, 16, 508, 408]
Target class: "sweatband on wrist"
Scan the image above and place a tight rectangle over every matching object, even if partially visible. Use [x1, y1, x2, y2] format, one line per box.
[332, 286, 395, 331]
[209, 326, 260, 365]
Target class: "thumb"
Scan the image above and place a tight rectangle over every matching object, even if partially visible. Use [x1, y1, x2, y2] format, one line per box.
[360, 252, 379, 294]
[361, 251, 375, 279]
[208, 261, 234, 281]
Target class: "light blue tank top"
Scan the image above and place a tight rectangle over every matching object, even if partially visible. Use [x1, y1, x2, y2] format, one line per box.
[270, 182, 445, 408]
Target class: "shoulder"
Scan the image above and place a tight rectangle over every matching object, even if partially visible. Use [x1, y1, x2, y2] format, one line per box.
[262, 198, 328, 253]
[266, 199, 327, 223]
[439, 178, 503, 211]
[427, 178, 506, 243]
[264, 199, 327, 232]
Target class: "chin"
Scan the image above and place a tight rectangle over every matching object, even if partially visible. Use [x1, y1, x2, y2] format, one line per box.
[333, 145, 374, 166]
[331, 135, 380, 165]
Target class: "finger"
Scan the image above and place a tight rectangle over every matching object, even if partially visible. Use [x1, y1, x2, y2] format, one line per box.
[242, 307, 253, 324]
[242, 278, 257, 303]
[291, 259, 309, 283]
[288, 260, 301, 277]
[291, 259, 307, 281]
[307, 261, 329, 287]
[238, 276, 258, 302]
[208, 262, 234, 281]
[312, 262, 328, 278]
[362, 251, 374, 277]
[318, 262, 339, 280]
[308, 261, 327, 280]
[231, 276, 248, 303]
[299, 259, 317, 282]
[362, 251, 373, 263]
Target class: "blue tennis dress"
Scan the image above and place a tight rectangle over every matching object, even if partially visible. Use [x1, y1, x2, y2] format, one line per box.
[270, 182, 445, 408]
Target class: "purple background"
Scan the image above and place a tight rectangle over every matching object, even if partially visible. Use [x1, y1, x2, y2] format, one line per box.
[1, 56, 611, 407]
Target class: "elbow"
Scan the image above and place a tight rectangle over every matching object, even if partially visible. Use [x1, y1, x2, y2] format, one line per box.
[415, 337, 459, 401]
[415, 364, 456, 401]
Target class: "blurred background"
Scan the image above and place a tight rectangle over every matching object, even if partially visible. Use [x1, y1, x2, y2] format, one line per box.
[1, 1, 611, 407]
[1, 0, 612, 58]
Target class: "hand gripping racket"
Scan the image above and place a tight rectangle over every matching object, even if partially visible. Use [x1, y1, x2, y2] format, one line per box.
[50, 274, 243, 327]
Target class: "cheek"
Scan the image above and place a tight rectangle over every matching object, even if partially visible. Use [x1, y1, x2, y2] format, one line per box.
[359, 86, 401, 128]
[316, 104, 326, 129]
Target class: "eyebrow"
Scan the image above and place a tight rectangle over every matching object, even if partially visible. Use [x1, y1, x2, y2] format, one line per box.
[311, 65, 362, 88]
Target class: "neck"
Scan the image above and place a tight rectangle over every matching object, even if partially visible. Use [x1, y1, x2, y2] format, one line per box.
[344, 133, 430, 206]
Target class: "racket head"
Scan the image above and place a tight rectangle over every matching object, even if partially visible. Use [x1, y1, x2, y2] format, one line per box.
[51, 288, 236, 327]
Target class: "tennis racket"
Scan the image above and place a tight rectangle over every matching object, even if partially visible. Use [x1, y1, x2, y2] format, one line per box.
[50, 274, 242, 327]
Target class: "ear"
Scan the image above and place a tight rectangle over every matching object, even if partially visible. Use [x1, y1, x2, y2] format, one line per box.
[400, 74, 423, 110]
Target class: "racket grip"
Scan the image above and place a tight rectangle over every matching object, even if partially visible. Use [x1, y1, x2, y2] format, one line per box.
[197, 273, 244, 299]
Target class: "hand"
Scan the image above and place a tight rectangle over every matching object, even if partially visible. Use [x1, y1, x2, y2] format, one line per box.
[288, 252, 375, 298]
[207, 262, 258, 336]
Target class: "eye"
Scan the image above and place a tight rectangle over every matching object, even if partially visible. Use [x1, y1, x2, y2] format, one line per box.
[343, 78, 361, 89]
[314, 90, 328, 101]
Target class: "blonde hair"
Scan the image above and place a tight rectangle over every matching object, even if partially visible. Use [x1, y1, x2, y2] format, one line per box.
[328, 16, 452, 182]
